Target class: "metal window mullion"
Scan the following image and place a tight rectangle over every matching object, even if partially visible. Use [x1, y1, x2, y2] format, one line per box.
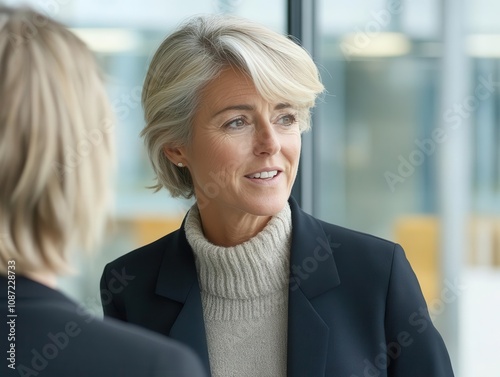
[288, 0, 316, 214]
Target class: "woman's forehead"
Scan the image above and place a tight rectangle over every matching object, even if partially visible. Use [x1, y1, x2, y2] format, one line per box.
[198, 68, 297, 113]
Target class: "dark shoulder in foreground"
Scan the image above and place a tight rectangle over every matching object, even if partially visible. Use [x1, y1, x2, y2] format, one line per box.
[2, 290, 205, 377]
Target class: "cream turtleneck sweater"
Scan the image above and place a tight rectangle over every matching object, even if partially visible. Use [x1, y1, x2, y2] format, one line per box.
[184, 204, 292, 377]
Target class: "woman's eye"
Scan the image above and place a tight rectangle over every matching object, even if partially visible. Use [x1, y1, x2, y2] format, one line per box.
[276, 114, 297, 126]
[225, 118, 247, 129]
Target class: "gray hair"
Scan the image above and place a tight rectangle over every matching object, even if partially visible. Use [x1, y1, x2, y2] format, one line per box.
[141, 14, 324, 198]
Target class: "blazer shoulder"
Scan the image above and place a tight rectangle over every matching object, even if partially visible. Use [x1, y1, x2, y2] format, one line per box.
[290, 201, 399, 270]
[312, 217, 403, 280]
[317, 218, 397, 252]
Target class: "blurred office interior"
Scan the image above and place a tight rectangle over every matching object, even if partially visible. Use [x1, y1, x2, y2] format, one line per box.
[2, 0, 499, 376]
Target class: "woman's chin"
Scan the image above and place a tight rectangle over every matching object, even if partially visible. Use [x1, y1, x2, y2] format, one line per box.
[243, 195, 289, 217]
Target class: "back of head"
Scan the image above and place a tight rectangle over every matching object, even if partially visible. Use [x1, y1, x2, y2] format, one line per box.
[0, 6, 114, 276]
[141, 14, 324, 198]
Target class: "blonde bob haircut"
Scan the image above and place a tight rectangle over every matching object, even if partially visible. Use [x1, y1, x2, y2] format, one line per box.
[141, 15, 324, 198]
[0, 7, 114, 276]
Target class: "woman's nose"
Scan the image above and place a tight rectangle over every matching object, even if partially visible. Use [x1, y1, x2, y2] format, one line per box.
[253, 121, 281, 156]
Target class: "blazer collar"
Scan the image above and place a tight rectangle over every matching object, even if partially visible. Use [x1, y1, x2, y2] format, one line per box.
[155, 220, 198, 302]
[288, 196, 340, 298]
[155, 215, 211, 374]
[286, 197, 340, 377]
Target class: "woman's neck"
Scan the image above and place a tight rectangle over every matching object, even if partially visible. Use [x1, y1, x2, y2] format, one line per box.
[197, 205, 272, 247]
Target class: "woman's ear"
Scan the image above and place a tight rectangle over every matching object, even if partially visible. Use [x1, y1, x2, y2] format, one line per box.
[163, 145, 187, 166]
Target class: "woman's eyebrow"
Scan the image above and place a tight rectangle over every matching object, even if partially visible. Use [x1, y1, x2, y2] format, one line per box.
[213, 104, 254, 117]
[274, 103, 293, 110]
[212, 102, 294, 118]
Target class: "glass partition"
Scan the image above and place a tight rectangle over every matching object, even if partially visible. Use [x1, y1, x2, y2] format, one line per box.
[315, 1, 500, 375]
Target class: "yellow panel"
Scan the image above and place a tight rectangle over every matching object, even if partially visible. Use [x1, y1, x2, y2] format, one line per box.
[132, 217, 184, 246]
[394, 216, 439, 305]
[469, 216, 496, 266]
[495, 220, 500, 267]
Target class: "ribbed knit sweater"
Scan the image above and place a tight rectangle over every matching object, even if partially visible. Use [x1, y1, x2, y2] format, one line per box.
[184, 204, 292, 377]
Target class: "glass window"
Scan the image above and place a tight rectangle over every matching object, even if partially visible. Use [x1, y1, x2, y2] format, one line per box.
[316, 2, 500, 376]
[315, 0, 440, 236]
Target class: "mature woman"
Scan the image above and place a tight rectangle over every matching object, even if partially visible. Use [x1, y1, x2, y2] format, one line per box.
[0, 7, 205, 377]
[101, 15, 455, 377]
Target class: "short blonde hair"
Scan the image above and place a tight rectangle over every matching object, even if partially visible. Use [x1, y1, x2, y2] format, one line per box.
[141, 15, 324, 198]
[0, 7, 114, 276]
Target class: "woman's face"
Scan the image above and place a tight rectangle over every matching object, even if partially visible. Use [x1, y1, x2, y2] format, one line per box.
[178, 68, 301, 218]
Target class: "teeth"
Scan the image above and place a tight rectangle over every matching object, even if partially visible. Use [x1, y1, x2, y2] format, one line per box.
[248, 170, 278, 179]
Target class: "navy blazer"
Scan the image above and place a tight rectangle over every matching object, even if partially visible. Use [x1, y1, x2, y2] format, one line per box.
[101, 198, 454, 377]
[1, 276, 206, 377]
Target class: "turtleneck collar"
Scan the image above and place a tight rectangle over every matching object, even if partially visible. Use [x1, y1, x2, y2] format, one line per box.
[184, 203, 292, 300]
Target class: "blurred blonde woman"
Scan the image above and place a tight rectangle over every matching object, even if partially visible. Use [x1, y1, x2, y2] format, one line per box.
[0, 6, 205, 377]
[101, 14, 454, 377]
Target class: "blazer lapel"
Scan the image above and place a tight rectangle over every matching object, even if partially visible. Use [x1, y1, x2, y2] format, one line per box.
[154, 220, 211, 375]
[287, 197, 341, 377]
